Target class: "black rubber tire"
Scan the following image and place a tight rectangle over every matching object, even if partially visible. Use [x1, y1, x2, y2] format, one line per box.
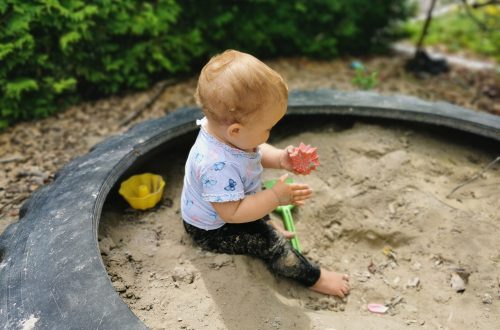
[1, 90, 499, 329]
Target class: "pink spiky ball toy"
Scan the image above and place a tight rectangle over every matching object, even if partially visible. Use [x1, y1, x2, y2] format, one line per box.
[288, 143, 320, 175]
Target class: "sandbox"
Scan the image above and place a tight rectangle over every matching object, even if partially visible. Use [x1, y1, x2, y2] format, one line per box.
[101, 116, 499, 329]
[1, 90, 498, 329]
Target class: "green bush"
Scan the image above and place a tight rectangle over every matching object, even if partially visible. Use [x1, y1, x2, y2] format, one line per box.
[183, 0, 412, 58]
[1, 0, 412, 129]
[0, 0, 203, 128]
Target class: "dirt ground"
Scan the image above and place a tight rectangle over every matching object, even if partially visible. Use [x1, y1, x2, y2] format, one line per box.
[0, 53, 499, 329]
[100, 117, 500, 330]
[1, 55, 499, 235]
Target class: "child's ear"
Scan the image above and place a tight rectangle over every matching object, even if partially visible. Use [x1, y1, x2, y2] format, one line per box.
[227, 123, 242, 137]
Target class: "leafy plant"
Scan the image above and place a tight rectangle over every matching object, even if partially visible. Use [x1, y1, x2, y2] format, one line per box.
[352, 67, 378, 90]
[1, 0, 412, 129]
[0, 0, 202, 129]
[182, 0, 413, 59]
[403, 4, 500, 62]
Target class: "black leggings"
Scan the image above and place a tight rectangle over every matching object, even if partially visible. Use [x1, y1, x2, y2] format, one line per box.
[183, 219, 321, 287]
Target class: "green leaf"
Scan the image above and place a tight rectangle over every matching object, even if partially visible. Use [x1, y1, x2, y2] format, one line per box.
[60, 31, 81, 51]
[4, 79, 39, 99]
[52, 78, 77, 94]
[0, 2, 8, 14]
[0, 119, 8, 130]
[0, 43, 15, 60]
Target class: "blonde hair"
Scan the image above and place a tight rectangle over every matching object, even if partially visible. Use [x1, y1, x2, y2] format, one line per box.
[195, 49, 288, 125]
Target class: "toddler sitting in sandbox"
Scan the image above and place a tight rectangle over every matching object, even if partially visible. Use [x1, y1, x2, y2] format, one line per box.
[180, 49, 350, 297]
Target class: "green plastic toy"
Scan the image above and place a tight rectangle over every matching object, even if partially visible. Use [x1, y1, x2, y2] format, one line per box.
[264, 178, 301, 252]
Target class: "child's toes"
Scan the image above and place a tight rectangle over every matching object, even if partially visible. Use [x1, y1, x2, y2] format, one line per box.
[343, 282, 351, 294]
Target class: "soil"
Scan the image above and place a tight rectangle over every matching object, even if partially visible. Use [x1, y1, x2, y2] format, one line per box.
[1, 56, 499, 234]
[0, 54, 499, 329]
[99, 117, 499, 330]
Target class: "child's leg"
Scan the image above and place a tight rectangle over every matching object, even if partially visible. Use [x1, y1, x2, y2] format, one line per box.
[184, 220, 349, 296]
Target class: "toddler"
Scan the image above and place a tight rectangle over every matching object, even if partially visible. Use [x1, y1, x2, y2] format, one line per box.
[181, 49, 350, 297]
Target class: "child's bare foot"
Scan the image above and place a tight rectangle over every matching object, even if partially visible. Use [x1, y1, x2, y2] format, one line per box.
[310, 269, 350, 297]
[269, 219, 295, 239]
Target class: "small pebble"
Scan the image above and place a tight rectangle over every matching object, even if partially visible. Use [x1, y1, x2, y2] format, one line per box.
[114, 281, 127, 292]
[172, 266, 195, 284]
[482, 293, 493, 304]
[411, 261, 422, 271]
[406, 277, 420, 288]
[451, 272, 466, 293]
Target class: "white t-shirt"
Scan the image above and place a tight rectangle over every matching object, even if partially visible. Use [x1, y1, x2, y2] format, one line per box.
[181, 118, 263, 230]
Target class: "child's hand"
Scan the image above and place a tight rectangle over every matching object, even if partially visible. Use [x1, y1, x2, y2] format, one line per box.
[279, 146, 301, 174]
[285, 143, 320, 175]
[279, 144, 320, 175]
[271, 174, 313, 206]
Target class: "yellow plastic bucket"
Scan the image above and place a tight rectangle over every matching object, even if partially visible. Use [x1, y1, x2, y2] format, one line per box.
[118, 173, 165, 210]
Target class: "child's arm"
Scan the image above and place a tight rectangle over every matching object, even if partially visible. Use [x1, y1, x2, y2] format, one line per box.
[260, 143, 282, 169]
[211, 174, 312, 223]
[261, 143, 319, 175]
[260, 143, 294, 171]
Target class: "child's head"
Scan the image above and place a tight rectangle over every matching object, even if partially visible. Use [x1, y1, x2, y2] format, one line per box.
[195, 49, 288, 126]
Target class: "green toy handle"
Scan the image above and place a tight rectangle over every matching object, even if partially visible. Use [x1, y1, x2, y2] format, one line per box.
[282, 207, 301, 252]
[264, 179, 301, 253]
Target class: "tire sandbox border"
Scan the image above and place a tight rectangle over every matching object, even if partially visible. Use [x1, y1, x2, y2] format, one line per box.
[1, 90, 499, 329]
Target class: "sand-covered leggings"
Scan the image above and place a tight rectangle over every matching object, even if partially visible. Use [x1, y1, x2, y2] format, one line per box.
[183, 219, 321, 287]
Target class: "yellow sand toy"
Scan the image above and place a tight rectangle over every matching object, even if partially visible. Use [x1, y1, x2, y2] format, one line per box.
[119, 173, 165, 210]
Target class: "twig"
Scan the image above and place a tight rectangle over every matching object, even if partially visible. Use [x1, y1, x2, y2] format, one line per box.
[416, 0, 437, 51]
[470, 80, 483, 104]
[119, 78, 178, 127]
[0, 194, 28, 212]
[460, 0, 495, 31]
[471, 0, 500, 9]
[447, 156, 500, 198]
[331, 145, 343, 170]
[406, 185, 463, 211]
[0, 155, 26, 164]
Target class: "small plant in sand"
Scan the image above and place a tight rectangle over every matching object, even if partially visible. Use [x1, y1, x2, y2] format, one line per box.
[352, 66, 379, 90]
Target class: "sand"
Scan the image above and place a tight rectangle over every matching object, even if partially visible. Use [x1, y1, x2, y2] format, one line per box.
[99, 117, 499, 330]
